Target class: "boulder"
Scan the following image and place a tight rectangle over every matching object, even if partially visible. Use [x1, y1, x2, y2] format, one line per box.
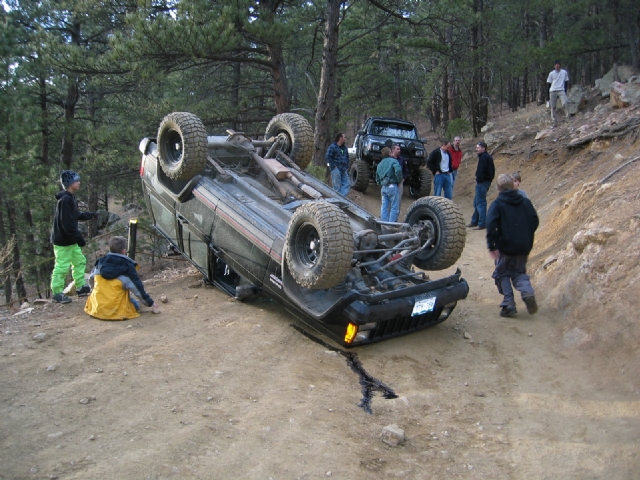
[595, 64, 638, 97]
[567, 85, 587, 115]
[484, 132, 505, 150]
[610, 81, 640, 108]
[480, 122, 494, 133]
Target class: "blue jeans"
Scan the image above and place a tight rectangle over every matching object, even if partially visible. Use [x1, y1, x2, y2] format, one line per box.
[471, 181, 491, 227]
[130, 296, 140, 312]
[491, 254, 535, 307]
[331, 168, 350, 197]
[433, 172, 453, 199]
[452, 169, 458, 185]
[380, 184, 401, 222]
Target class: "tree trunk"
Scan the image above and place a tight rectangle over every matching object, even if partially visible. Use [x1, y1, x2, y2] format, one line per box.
[61, 79, 79, 168]
[312, 0, 341, 167]
[231, 62, 241, 130]
[22, 204, 43, 297]
[267, 43, 291, 114]
[6, 200, 27, 302]
[0, 191, 12, 305]
[470, 0, 488, 136]
[39, 75, 49, 166]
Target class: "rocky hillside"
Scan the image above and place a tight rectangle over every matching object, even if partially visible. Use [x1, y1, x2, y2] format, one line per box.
[474, 80, 640, 391]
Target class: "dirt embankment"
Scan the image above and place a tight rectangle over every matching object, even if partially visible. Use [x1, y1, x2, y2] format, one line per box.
[1, 96, 639, 479]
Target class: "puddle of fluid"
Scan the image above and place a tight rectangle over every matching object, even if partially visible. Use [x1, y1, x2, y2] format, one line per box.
[291, 324, 398, 414]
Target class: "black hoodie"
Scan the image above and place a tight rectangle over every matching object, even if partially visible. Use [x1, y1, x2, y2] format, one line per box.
[486, 189, 539, 255]
[50, 191, 95, 247]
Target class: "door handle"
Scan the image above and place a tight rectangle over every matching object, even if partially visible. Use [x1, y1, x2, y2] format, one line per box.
[177, 213, 189, 225]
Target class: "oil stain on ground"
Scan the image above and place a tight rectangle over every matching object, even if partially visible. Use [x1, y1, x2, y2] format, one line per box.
[291, 324, 398, 414]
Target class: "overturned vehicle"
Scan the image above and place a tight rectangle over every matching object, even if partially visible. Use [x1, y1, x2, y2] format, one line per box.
[139, 112, 468, 346]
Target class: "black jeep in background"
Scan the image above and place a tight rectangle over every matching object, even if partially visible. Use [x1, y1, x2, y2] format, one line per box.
[349, 117, 433, 197]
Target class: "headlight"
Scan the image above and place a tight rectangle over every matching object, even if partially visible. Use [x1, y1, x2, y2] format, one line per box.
[415, 150, 424, 157]
[371, 144, 380, 151]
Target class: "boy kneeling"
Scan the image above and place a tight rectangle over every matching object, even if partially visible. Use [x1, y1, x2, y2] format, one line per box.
[85, 236, 160, 320]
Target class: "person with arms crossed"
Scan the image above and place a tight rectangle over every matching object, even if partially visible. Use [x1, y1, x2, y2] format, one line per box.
[467, 141, 495, 230]
[426, 139, 453, 200]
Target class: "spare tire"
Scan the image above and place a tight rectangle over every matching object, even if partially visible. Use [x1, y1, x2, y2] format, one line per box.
[285, 202, 353, 289]
[404, 196, 465, 271]
[157, 112, 207, 181]
[265, 113, 313, 170]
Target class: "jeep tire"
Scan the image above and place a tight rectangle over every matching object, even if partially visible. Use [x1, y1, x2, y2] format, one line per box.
[349, 160, 370, 193]
[265, 113, 313, 170]
[157, 112, 208, 181]
[408, 168, 433, 198]
[285, 202, 353, 290]
[404, 196, 465, 271]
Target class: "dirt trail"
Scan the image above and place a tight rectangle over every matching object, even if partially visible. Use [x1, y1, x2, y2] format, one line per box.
[1, 164, 638, 479]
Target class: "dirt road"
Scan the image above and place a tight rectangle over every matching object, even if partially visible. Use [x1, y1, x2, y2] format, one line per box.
[1, 181, 638, 479]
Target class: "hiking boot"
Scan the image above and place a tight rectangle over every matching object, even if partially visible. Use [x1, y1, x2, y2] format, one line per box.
[500, 305, 517, 317]
[76, 285, 91, 297]
[523, 296, 538, 314]
[52, 293, 72, 304]
[466, 223, 478, 228]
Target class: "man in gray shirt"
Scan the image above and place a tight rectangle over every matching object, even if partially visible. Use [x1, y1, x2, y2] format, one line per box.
[547, 60, 570, 127]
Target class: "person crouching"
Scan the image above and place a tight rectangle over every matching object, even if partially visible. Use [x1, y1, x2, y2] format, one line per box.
[84, 236, 159, 320]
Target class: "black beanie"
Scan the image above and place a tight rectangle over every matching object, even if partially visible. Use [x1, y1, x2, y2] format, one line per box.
[60, 170, 81, 189]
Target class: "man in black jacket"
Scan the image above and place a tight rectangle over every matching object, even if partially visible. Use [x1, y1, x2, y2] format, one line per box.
[50, 170, 97, 304]
[486, 174, 539, 317]
[468, 141, 495, 230]
[426, 139, 453, 199]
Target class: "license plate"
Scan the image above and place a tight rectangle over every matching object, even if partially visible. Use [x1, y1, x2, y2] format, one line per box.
[412, 296, 436, 316]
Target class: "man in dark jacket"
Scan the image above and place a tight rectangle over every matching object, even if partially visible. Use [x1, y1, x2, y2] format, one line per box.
[325, 132, 350, 196]
[468, 141, 495, 230]
[50, 170, 97, 304]
[486, 174, 539, 317]
[426, 139, 453, 199]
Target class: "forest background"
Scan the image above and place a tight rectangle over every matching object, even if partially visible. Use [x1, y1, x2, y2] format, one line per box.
[1, 0, 639, 305]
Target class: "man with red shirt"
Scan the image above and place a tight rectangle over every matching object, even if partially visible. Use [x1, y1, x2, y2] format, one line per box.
[449, 136, 463, 190]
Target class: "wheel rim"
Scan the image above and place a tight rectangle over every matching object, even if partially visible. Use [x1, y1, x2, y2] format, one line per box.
[162, 129, 183, 165]
[293, 222, 320, 267]
[276, 132, 292, 154]
[411, 213, 439, 256]
[409, 185, 418, 196]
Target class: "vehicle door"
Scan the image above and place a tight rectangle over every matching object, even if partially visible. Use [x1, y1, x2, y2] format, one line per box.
[176, 184, 218, 275]
[145, 185, 179, 249]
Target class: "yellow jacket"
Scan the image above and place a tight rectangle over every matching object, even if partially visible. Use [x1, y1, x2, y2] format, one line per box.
[84, 274, 140, 320]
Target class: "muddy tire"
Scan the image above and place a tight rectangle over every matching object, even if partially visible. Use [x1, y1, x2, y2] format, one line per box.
[157, 112, 208, 181]
[285, 202, 353, 290]
[349, 160, 370, 193]
[404, 196, 466, 271]
[265, 113, 313, 170]
[409, 168, 433, 198]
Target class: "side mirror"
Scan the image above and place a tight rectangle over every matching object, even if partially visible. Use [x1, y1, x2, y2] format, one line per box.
[358, 130, 365, 136]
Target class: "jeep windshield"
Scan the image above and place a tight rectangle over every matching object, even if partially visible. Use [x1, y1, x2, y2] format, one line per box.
[371, 122, 419, 139]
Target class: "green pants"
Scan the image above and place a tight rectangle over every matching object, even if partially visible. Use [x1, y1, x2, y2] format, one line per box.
[51, 244, 87, 294]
